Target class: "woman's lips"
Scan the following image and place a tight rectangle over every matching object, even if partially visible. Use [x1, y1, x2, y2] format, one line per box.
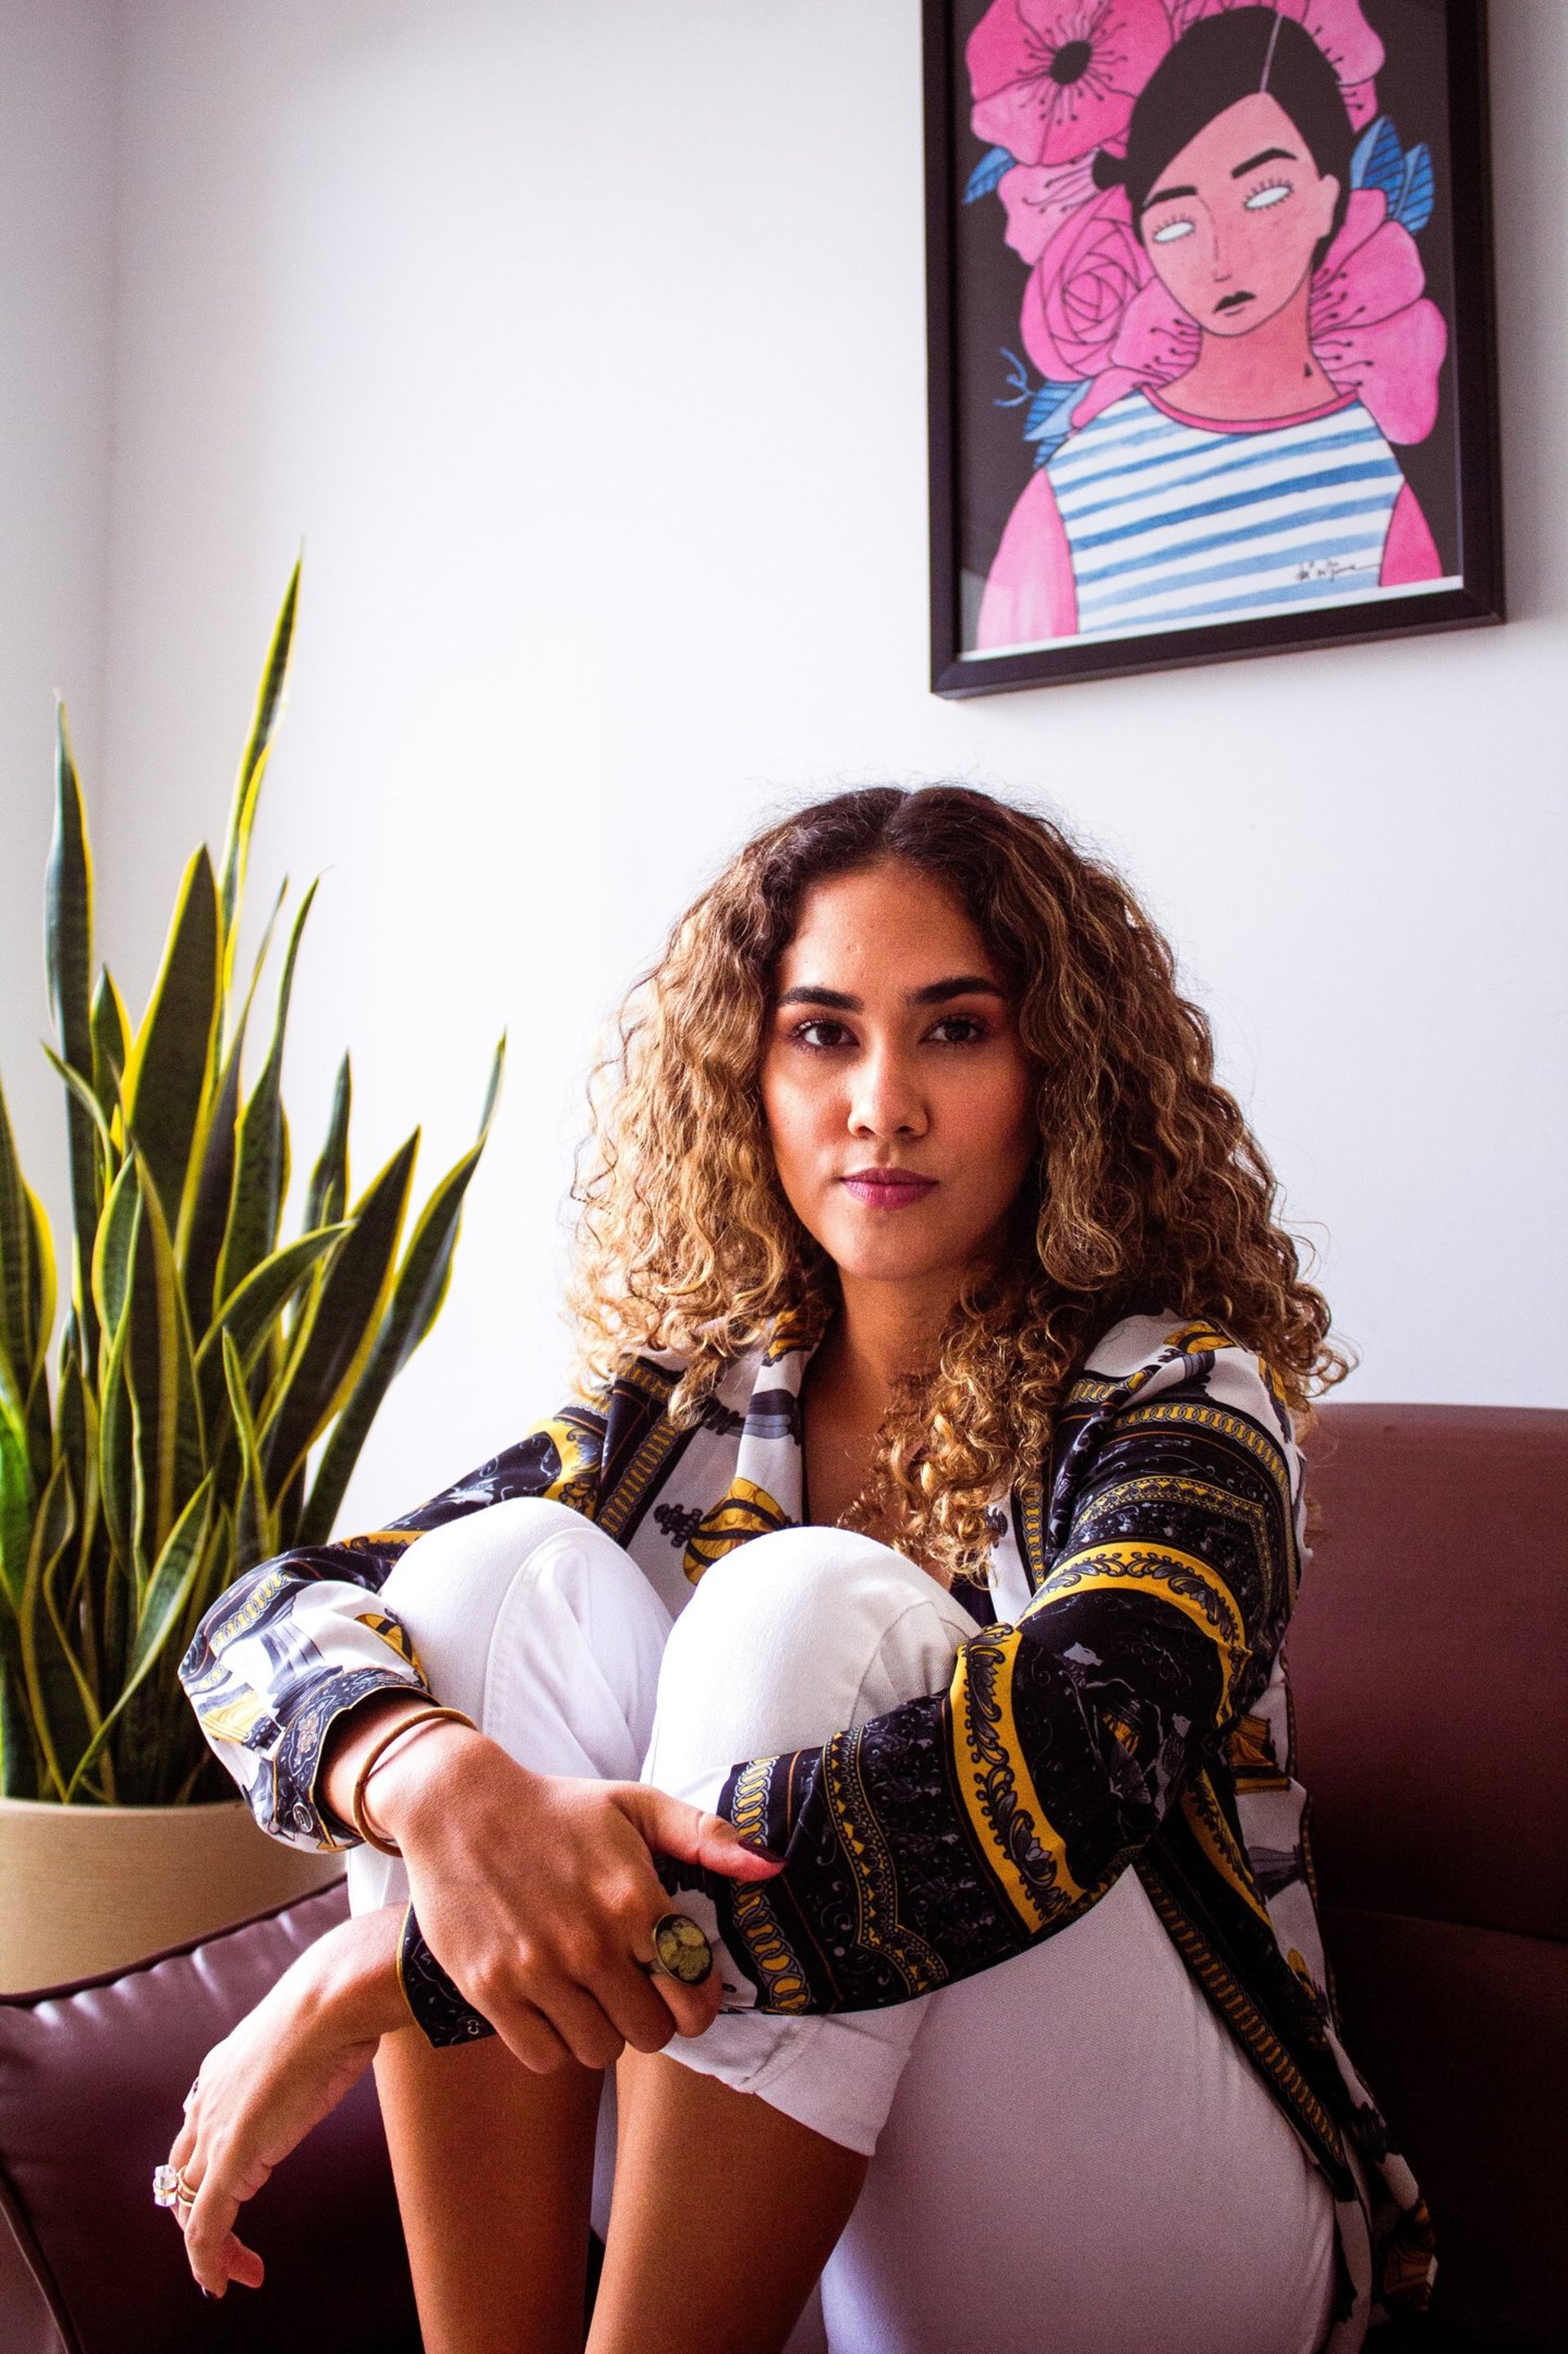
[840, 1169, 938, 1210]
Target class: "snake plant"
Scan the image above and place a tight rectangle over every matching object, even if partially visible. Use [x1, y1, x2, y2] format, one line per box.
[0, 568, 502, 1803]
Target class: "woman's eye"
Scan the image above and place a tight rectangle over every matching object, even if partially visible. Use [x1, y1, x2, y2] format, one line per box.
[1150, 215, 1196, 245]
[791, 1019, 853, 1050]
[928, 1014, 988, 1045]
[1244, 181, 1292, 211]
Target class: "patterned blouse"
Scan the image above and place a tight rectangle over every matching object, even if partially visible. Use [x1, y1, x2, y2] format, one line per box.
[180, 1311, 1432, 2347]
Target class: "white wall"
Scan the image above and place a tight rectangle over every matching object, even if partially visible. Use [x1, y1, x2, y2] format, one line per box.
[0, 0, 116, 1229]
[69, 0, 1568, 1530]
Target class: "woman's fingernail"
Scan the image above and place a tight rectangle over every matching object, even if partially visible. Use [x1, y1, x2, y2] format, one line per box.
[736, 1831, 785, 1861]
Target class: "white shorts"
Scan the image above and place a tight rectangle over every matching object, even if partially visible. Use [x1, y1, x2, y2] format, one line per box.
[348, 1499, 1337, 2354]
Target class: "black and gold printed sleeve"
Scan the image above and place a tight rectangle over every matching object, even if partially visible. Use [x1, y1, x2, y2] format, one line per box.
[713, 1338, 1302, 2014]
[176, 1405, 608, 1847]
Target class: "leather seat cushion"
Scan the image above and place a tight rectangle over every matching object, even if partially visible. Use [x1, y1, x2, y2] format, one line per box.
[0, 1880, 419, 2354]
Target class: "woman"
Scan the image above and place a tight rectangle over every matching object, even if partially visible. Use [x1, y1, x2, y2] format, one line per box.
[978, 8, 1445, 650]
[167, 787, 1429, 2353]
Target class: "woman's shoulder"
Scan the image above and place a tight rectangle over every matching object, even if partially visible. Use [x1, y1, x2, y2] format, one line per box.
[1080, 1311, 1299, 1473]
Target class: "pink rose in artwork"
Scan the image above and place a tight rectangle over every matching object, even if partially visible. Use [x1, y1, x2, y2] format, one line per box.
[1168, 0, 1383, 127]
[967, 0, 1174, 169]
[1019, 184, 1153, 382]
[1308, 188, 1448, 442]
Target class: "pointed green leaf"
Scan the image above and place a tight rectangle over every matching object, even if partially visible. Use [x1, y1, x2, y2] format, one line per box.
[89, 968, 130, 1124]
[261, 1133, 417, 1497]
[0, 1363, 33, 1610]
[194, 1221, 350, 1442]
[184, 881, 287, 1336]
[0, 1074, 42, 1389]
[121, 848, 222, 1238]
[23, 1181, 56, 1397]
[124, 1163, 205, 1565]
[91, 1157, 141, 1344]
[43, 1045, 118, 1170]
[223, 1335, 275, 1576]
[301, 1042, 503, 1545]
[46, 706, 98, 1372]
[304, 1054, 352, 1236]
[96, 1300, 136, 1581]
[63, 1473, 215, 1800]
[214, 881, 316, 1307]
[218, 560, 301, 953]
[17, 1459, 81, 1799]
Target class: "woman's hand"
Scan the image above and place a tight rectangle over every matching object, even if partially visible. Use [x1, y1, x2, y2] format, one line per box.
[332, 1700, 782, 2075]
[163, 1906, 408, 2298]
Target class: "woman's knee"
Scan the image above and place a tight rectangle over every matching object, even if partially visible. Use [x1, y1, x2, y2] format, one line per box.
[644, 1527, 973, 1786]
[377, 1496, 671, 1774]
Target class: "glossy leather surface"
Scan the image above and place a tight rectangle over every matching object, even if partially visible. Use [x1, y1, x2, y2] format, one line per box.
[1293, 1404, 1566, 2353]
[0, 1879, 419, 2354]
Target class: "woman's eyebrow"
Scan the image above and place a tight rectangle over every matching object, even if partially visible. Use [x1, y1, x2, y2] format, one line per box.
[910, 976, 1007, 1005]
[1145, 181, 1198, 208]
[774, 977, 1006, 1012]
[1231, 145, 1296, 176]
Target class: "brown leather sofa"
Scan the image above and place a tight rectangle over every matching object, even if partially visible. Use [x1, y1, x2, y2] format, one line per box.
[1, 1402, 1561, 2352]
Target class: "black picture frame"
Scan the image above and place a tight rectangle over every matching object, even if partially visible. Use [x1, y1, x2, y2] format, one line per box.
[924, 0, 1503, 698]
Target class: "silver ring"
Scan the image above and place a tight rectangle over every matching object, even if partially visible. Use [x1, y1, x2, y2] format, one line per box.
[152, 2164, 196, 2209]
[641, 1911, 714, 1987]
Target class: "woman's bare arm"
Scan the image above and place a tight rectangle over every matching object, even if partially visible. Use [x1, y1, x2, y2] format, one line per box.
[167, 1904, 409, 2296]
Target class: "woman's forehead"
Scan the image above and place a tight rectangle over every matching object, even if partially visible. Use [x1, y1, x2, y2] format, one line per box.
[1146, 89, 1307, 200]
[777, 863, 1004, 988]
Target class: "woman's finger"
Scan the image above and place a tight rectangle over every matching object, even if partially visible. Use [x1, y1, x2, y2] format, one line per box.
[620, 1785, 784, 1881]
[183, 2173, 264, 2295]
[482, 1988, 586, 2076]
[530, 1975, 630, 2071]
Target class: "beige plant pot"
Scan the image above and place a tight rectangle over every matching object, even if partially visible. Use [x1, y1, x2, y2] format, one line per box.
[0, 1796, 345, 1995]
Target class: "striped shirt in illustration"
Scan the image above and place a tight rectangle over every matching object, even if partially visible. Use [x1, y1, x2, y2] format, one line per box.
[1047, 389, 1407, 635]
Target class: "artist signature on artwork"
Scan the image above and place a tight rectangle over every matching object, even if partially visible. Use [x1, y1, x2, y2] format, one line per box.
[1296, 556, 1379, 582]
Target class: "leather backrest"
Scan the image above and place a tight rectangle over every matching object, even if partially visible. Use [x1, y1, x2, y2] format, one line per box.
[1290, 1402, 1567, 2353]
[0, 1879, 421, 2354]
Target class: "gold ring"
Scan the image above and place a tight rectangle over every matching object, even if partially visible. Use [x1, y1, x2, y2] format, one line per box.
[152, 2164, 197, 2209]
[642, 1911, 714, 1987]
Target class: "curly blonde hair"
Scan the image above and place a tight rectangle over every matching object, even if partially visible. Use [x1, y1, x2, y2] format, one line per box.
[572, 787, 1344, 1580]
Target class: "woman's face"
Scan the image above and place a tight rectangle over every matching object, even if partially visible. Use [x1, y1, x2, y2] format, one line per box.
[1138, 90, 1339, 339]
[760, 861, 1036, 1297]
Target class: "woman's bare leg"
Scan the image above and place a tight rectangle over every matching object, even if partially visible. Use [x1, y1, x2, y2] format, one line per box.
[590, 2049, 866, 2354]
[375, 2026, 603, 2354]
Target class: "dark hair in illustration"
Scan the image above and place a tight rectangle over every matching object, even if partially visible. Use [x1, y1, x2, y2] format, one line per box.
[1094, 7, 1354, 271]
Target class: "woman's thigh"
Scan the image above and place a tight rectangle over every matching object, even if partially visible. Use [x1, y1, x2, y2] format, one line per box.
[822, 1866, 1338, 2354]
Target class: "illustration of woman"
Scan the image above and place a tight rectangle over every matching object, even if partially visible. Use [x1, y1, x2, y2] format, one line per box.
[976, 7, 1448, 651]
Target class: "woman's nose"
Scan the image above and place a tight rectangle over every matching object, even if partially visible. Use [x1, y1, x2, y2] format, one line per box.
[848, 1048, 926, 1139]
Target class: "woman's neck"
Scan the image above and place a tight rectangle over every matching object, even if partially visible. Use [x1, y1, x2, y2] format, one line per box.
[1165, 279, 1338, 422]
[800, 1272, 961, 1541]
[822, 1270, 960, 1406]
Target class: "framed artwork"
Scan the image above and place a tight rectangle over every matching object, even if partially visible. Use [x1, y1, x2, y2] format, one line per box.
[924, 0, 1502, 696]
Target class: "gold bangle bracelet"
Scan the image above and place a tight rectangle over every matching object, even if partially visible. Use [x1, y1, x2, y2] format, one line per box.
[349, 1703, 479, 1857]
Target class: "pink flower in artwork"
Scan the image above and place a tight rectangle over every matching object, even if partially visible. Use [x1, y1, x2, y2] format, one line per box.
[1019, 184, 1153, 381]
[996, 155, 1101, 267]
[1168, 0, 1384, 127]
[1308, 188, 1448, 442]
[967, 0, 1174, 169]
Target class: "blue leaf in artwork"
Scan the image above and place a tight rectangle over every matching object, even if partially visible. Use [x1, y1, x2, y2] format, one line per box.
[964, 145, 1017, 205]
[1023, 378, 1089, 467]
[995, 347, 1034, 408]
[1349, 114, 1402, 205]
[1395, 140, 1435, 235]
[994, 350, 1087, 465]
